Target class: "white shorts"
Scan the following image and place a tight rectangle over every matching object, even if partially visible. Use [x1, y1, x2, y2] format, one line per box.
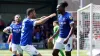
[53, 36, 72, 51]
[9, 42, 12, 49]
[21, 45, 39, 56]
[12, 43, 23, 54]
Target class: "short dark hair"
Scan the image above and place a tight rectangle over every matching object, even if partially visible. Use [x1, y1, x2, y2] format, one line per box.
[15, 14, 20, 17]
[60, 1, 68, 8]
[26, 8, 35, 15]
[53, 21, 58, 25]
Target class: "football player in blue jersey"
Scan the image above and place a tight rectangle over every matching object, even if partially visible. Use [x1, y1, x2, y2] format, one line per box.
[20, 8, 56, 56]
[3, 14, 23, 56]
[48, 1, 74, 56]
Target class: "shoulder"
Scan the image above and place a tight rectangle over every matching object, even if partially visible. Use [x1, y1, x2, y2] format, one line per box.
[30, 19, 35, 22]
[65, 12, 73, 20]
[65, 12, 71, 16]
[56, 25, 59, 28]
[23, 18, 28, 22]
[55, 25, 59, 29]
[58, 14, 62, 18]
[22, 18, 33, 24]
[10, 23, 15, 27]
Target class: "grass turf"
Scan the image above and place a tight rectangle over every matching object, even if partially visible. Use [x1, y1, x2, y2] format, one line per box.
[0, 49, 88, 56]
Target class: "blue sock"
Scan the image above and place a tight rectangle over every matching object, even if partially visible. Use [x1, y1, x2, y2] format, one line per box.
[33, 55, 37, 56]
[13, 54, 17, 56]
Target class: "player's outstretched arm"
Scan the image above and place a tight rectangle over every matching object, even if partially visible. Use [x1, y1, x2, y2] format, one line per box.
[3, 26, 11, 34]
[35, 13, 56, 25]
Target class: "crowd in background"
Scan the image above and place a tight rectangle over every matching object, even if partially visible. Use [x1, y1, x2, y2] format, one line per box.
[0, 19, 77, 49]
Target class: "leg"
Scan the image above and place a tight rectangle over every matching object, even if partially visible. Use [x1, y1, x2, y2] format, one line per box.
[65, 37, 72, 56]
[19, 54, 23, 56]
[17, 45, 23, 56]
[52, 49, 60, 56]
[53, 37, 64, 56]
[65, 51, 71, 56]
[59, 50, 64, 56]
[37, 53, 42, 56]
[12, 43, 18, 56]
[9, 47, 12, 52]
[9, 42, 12, 52]
[21, 45, 40, 56]
[12, 51, 17, 56]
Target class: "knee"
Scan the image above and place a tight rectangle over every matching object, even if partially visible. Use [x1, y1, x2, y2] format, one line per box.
[9, 48, 12, 52]
[12, 51, 17, 55]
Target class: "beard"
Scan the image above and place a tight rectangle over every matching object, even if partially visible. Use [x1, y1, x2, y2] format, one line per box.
[57, 10, 61, 14]
[32, 16, 36, 19]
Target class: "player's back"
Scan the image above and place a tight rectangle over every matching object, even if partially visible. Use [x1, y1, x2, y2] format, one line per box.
[21, 18, 35, 46]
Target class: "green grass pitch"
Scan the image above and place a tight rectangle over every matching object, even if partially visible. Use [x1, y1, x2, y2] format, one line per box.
[0, 49, 88, 56]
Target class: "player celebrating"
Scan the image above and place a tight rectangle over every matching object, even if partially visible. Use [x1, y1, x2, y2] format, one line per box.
[20, 8, 56, 56]
[52, 21, 64, 56]
[48, 1, 74, 56]
[3, 14, 23, 56]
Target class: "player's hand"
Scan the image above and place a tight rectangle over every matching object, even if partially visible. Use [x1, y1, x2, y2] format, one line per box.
[48, 37, 53, 43]
[63, 38, 69, 44]
[49, 13, 56, 18]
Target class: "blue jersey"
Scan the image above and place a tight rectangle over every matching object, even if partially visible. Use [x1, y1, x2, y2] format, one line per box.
[10, 22, 22, 44]
[58, 12, 74, 38]
[20, 18, 35, 46]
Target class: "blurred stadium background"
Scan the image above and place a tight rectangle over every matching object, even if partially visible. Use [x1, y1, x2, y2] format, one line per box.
[0, 0, 100, 56]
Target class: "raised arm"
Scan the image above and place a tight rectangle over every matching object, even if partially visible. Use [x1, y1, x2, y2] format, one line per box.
[35, 13, 56, 25]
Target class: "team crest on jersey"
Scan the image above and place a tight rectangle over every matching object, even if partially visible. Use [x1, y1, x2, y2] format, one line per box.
[69, 16, 73, 20]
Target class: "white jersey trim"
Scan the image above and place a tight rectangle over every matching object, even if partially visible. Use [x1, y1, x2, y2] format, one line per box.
[70, 21, 74, 24]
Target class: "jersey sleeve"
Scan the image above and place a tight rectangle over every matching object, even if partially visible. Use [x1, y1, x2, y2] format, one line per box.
[9, 23, 13, 32]
[30, 19, 36, 26]
[68, 14, 74, 25]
